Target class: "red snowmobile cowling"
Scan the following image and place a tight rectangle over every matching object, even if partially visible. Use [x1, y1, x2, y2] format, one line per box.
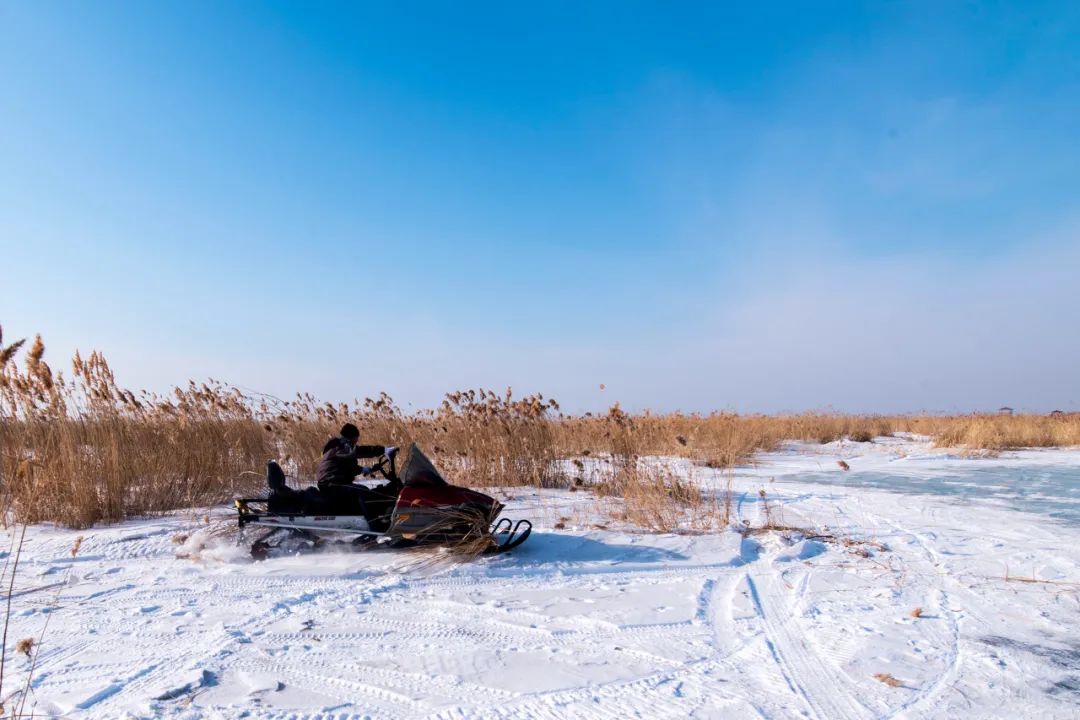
[396, 483, 499, 510]
[389, 485, 503, 541]
[387, 448, 507, 541]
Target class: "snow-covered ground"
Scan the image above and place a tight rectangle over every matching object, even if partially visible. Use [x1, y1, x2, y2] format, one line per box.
[3, 437, 1078, 719]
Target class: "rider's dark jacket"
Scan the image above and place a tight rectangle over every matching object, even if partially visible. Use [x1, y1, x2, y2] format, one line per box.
[315, 436, 385, 488]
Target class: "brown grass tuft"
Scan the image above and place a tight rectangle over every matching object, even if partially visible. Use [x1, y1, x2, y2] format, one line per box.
[873, 672, 902, 688]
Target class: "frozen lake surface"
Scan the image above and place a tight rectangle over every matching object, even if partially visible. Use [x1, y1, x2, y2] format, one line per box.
[775, 462, 1080, 525]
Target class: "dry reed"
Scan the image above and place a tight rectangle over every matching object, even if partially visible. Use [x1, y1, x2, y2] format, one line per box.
[2, 323, 1078, 531]
[873, 672, 903, 688]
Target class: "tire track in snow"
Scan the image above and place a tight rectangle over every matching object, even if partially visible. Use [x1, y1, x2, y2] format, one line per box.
[265, 617, 694, 669]
[44, 576, 294, 714]
[740, 495, 962, 720]
[697, 571, 763, 665]
[428, 657, 744, 720]
[745, 570, 873, 720]
[227, 653, 516, 712]
[229, 658, 427, 716]
[403, 561, 741, 591]
[868, 515, 963, 719]
[49, 555, 719, 717]
[219, 572, 705, 716]
[436, 567, 765, 719]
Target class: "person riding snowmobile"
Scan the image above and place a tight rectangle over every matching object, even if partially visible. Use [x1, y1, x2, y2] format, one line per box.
[316, 423, 400, 529]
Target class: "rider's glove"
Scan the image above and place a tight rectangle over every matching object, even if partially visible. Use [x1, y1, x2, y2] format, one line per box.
[384, 446, 399, 459]
[359, 466, 373, 477]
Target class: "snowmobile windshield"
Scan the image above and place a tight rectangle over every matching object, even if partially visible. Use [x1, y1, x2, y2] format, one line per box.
[399, 444, 449, 487]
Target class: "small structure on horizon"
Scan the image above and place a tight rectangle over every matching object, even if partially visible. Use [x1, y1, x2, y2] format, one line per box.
[998, 406, 1014, 416]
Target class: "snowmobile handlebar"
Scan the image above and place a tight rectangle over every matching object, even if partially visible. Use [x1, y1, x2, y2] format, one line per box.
[364, 448, 399, 482]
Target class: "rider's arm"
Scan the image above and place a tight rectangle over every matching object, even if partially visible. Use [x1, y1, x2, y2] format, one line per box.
[352, 444, 386, 459]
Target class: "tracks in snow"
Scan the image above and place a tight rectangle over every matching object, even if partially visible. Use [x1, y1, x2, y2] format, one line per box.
[867, 513, 964, 719]
[744, 570, 872, 720]
[21, 538, 894, 719]
[12, 479, 982, 720]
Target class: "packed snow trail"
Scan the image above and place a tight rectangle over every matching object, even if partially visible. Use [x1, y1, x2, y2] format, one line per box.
[2, 437, 1078, 719]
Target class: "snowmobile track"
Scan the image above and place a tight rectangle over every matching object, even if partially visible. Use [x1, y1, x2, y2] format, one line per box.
[870, 513, 964, 720]
[745, 570, 873, 720]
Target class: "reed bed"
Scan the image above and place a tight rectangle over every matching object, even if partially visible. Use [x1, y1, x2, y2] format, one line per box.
[909, 414, 1080, 450]
[2, 324, 1077, 529]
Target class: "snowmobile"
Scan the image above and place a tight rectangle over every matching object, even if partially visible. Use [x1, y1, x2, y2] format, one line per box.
[235, 444, 531, 559]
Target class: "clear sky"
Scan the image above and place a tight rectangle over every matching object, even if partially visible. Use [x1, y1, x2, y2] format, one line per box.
[2, 2, 1078, 413]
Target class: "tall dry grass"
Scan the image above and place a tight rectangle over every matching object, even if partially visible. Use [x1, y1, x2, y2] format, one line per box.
[907, 414, 1080, 450]
[594, 463, 722, 533]
[2, 323, 1078, 530]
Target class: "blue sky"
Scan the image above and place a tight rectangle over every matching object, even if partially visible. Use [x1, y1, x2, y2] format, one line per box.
[2, 2, 1078, 412]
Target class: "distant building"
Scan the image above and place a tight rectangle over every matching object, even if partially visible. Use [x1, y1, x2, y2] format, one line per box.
[1049, 410, 1065, 416]
[998, 406, 1014, 416]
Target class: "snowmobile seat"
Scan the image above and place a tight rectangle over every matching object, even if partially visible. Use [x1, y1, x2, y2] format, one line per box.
[267, 487, 304, 513]
[300, 487, 335, 515]
[267, 469, 303, 512]
[265, 461, 325, 514]
[263, 460, 397, 519]
[267, 460, 288, 491]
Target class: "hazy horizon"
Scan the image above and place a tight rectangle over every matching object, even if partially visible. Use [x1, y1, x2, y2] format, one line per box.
[3, 2, 1078, 414]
